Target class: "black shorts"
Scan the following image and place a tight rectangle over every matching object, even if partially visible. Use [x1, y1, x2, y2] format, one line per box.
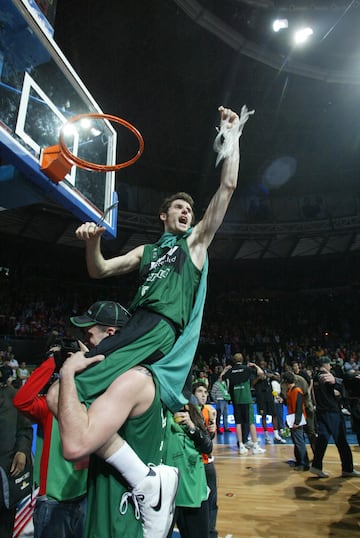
[233, 403, 254, 425]
[86, 308, 177, 364]
[256, 399, 275, 417]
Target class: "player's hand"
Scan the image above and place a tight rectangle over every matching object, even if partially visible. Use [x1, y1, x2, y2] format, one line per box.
[75, 222, 105, 241]
[319, 372, 335, 384]
[218, 106, 239, 127]
[60, 350, 105, 376]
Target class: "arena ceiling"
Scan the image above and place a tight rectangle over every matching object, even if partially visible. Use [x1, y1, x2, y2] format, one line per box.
[1, 0, 360, 263]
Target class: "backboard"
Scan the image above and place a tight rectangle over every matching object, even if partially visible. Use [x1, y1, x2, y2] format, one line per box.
[0, 0, 119, 237]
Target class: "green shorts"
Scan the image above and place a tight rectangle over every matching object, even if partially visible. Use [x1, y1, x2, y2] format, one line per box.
[76, 310, 176, 406]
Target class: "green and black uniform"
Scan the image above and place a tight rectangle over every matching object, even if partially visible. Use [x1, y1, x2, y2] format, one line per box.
[76, 232, 207, 536]
[76, 234, 203, 409]
[225, 364, 257, 425]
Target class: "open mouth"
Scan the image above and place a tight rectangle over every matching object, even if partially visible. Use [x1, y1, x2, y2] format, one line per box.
[179, 216, 187, 225]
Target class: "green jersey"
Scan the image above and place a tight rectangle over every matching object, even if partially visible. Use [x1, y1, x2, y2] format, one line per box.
[84, 379, 166, 538]
[163, 412, 208, 508]
[75, 236, 201, 409]
[46, 421, 88, 500]
[130, 238, 201, 331]
[233, 381, 253, 404]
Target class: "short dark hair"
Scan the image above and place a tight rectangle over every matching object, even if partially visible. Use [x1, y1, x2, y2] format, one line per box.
[282, 371, 295, 384]
[192, 382, 208, 394]
[159, 192, 195, 224]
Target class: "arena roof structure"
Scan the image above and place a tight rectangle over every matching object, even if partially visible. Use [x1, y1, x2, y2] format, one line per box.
[1, 0, 360, 263]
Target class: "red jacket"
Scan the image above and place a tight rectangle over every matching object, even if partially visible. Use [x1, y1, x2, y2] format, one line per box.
[13, 357, 57, 495]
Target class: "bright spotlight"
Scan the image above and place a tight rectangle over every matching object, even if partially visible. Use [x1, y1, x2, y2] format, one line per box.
[293, 27, 314, 45]
[90, 127, 102, 137]
[272, 19, 288, 33]
[80, 118, 92, 129]
[62, 123, 77, 137]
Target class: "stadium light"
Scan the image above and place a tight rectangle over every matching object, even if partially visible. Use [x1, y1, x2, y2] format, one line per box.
[293, 27, 314, 45]
[272, 19, 288, 33]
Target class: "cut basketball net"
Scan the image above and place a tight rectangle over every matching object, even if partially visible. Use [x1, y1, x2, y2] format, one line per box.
[213, 105, 255, 167]
[40, 113, 144, 183]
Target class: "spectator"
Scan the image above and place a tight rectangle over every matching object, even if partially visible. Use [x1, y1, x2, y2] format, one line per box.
[211, 369, 231, 434]
[17, 361, 30, 386]
[310, 357, 360, 478]
[282, 371, 310, 472]
[193, 383, 219, 538]
[0, 373, 33, 538]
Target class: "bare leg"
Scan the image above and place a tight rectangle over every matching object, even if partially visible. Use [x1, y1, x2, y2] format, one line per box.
[249, 424, 258, 443]
[236, 424, 243, 445]
[96, 433, 125, 459]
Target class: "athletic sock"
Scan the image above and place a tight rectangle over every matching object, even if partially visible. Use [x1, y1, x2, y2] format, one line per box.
[274, 429, 281, 439]
[105, 441, 150, 488]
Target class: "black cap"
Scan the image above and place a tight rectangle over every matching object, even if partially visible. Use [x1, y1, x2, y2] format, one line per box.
[70, 301, 131, 328]
[319, 356, 331, 365]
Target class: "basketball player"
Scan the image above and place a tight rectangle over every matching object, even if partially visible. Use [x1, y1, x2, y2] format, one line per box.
[55, 106, 253, 537]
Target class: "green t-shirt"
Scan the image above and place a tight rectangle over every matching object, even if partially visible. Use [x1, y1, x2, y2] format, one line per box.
[162, 411, 208, 508]
[35, 420, 88, 501]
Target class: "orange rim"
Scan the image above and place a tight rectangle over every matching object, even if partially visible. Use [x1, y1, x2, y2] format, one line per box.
[58, 113, 144, 172]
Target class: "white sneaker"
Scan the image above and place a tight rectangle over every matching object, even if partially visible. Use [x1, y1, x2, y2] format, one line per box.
[252, 444, 266, 454]
[120, 464, 179, 538]
[309, 466, 329, 478]
[274, 436, 287, 444]
[245, 440, 254, 449]
[239, 443, 249, 455]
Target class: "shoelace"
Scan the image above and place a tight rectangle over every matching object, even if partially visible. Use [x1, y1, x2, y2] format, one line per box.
[119, 491, 141, 520]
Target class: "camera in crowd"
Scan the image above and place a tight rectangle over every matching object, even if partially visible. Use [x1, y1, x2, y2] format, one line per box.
[54, 337, 81, 356]
[45, 335, 81, 371]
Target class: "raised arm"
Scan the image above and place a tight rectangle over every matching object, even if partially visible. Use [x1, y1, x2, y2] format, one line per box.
[248, 362, 265, 380]
[188, 105, 253, 268]
[75, 223, 144, 278]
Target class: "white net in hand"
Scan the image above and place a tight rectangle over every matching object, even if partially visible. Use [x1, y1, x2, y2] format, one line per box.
[213, 105, 255, 167]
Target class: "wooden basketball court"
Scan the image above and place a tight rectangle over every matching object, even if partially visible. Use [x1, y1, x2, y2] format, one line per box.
[214, 439, 360, 538]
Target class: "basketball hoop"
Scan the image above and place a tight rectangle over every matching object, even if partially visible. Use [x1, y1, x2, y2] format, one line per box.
[40, 113, 144, 183]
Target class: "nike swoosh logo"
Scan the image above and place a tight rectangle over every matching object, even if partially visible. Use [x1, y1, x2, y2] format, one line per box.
[150, 474, 162, 512]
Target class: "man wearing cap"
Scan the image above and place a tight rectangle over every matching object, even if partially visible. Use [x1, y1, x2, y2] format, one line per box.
[55, 107, 250, 537]
[13, 301, 129, 538]
[310, 357, 360, 478]
[70, 301, 131, 347]
[49, 301, 178, 538]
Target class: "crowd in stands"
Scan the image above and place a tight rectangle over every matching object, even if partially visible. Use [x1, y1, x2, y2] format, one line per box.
[1, 275, 360, 398]
[1, 273, 360, 537]
[1, 276, 360, 363]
